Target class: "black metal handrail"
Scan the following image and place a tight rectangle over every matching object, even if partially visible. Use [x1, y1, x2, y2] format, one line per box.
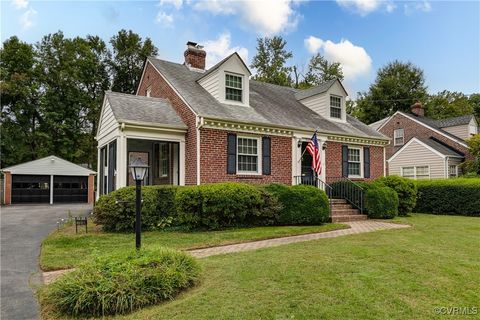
[326, 177, 364, 214]
[294, 175, 333, 216]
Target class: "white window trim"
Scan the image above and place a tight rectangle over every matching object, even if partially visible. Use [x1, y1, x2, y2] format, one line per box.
[236, 136, 262, 175]
[401, 165, 430, 179]
[329, 95, 342, 120]
[225, 72, 243, 103]
[347, 146, 363, 178]
[159, 143, 169, 177]
[394, 128, 404, 146]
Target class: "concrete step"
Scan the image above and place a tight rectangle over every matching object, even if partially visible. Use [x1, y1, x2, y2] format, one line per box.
[330, 199, 347, 204]
[331, 214, 368, 223]
[331, 209, 361, 216]
[331, 203, 353, 210]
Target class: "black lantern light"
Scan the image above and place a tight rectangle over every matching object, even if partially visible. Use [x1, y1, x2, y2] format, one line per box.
[129, 157, 149, 250]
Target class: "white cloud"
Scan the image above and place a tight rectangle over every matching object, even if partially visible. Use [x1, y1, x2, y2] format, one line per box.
[193, 0, 301, 36]
[19, 8, 37, 30]
[203, 32, 249, 68]
[11, 0, 28, 9]
[404, 1, 432, 15]
[304, 36, 372, 81]
[155, 11, 174, 27]
[336, 0, 397, 15]
[159, 0, 183, 10]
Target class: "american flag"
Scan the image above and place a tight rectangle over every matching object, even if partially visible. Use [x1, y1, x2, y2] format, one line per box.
[306, 131, 322, 175]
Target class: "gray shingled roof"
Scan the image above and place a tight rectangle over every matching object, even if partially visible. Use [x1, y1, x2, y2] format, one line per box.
[419, 138, 464, 157]
[294, 79, 340, 100]
[404, 112, 469, 142]
[147, 57, 387, 140]
[106, 91, 187, 129]
[434, 115, 474, 128]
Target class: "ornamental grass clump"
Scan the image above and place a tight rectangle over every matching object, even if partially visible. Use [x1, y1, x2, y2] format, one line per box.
[40, 247, 200, 317]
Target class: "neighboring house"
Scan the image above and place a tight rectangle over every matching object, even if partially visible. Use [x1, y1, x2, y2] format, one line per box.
[370, 102, 478, 179]
[1, 156, 96, 205]
[96, 41, 389, 197]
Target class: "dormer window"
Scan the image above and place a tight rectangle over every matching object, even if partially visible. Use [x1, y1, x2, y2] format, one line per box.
[330, 95, 342, 119]
[225, 73, 242, 102]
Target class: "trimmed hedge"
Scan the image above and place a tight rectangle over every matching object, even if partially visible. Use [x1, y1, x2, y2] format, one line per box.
[376, 176, 417, 216]
[265, 184, 330, 225]
[414, 178, 480, 216]
[40, 247, 200, 317]
[93, 186, 177, 232]
[355, 182, 399, 219]
[175, 182, 279, 230]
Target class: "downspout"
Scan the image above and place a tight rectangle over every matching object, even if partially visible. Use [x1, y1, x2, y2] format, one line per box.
[445, 156, 449, 178]
[196, 116, 204, 185]
[383, 146, 387, 177]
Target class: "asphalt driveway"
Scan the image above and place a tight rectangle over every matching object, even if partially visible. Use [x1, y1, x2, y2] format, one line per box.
[1, 204, 92, 320]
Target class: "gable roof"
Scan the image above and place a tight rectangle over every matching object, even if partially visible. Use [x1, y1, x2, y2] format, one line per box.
[376, 111, 469, 147]
[105, 91, 187, 129]
[388, 137, 464, 162]
[369, 116, 391, 131]
[1, 155, 96, 175]
[147, 57, 387, 141]
[197, 52, 251, 82]
[294, 78, 347, 101]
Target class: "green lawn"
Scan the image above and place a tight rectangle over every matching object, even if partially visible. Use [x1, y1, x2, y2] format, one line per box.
[40, 222, 347, 271]
[41, 214, 480, 320]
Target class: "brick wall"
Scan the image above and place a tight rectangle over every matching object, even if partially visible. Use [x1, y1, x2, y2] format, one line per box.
[3, 172, 11, 205]
[137, 62, 198, 184]
[200, 128, 292, 185]
[325, 142, 384, 182]
[379, 113, 472, 160]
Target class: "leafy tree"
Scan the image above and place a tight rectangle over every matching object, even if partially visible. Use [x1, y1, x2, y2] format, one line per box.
[469, 93, 480, 120]
[250, 36, 293, 87]
[462, 134, 480, 174]
[0, 36, 41, 167]
[303, 53, 344, 87]
[355, 60, 428, 124]
[424, 90, 473, 119]
[109, 30, 158, 94]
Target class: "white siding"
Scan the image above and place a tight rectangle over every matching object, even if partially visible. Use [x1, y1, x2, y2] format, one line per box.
[442, 124, 470, 140]
[469, 118, 478, 136]
[97, 100, 120, 147]
[3, 156, 94, 176]
[448, 157, 463, 177]
[299, 81, 347, 122]
[197, 68, 219, 100]
[388, 140, 446, 179]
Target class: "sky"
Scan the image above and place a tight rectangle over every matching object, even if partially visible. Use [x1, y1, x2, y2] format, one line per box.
[1, 0, 479, 98]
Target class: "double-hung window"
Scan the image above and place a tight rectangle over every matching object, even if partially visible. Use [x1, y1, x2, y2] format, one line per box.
[394, 129, 404, 146]
[401, 167, 415, 178]
[448, 165, 458, 178]
[330, 95, 342, 119]
[348, 147, 361, 177]
[237, 137, 259, 173]
[415, 166, 429, 179]
[225, 74, 242, 102]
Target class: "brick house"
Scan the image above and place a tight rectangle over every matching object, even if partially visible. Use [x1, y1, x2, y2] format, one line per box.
[370, 102, 478, 179]
[96, 41, 389, 197]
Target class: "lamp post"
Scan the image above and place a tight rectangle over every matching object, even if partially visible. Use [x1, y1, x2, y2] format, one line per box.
[129, 158, 149, 250]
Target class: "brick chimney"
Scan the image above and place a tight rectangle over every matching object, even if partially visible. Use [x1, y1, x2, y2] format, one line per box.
[184, 41, 206, 70]
[411, 101, 424, 117]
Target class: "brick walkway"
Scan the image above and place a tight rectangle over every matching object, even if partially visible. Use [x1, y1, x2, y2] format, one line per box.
[188, 220, 410, 258]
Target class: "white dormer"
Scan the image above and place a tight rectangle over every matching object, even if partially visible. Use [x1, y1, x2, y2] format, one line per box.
[197, 52, 251, 107]
[295, 79, 348, 123]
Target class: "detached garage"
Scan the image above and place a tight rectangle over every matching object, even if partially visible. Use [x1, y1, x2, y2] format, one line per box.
[2, 156, 96, 205]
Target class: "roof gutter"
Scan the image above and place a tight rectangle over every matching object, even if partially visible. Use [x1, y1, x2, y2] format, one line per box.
[196, 116, 204, 185]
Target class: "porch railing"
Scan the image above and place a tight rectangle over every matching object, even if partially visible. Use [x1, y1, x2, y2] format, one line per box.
[294, 175, 333, 217]
[326, 177, 364, 214]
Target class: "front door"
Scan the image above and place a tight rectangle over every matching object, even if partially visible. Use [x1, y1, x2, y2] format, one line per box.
[301, 142, 315, 184]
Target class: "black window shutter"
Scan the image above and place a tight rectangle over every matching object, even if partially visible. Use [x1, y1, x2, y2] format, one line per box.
[227, 133, 237, 174]
[262, 137, 271, 175]
[342, 145, 349, 177]
[364, 147, 371, 178]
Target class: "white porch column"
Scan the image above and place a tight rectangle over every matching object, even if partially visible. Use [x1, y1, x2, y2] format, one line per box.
[50, 175, 54, 204]
[179, 140, 186, 186]
[117, 134, 127, 189]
